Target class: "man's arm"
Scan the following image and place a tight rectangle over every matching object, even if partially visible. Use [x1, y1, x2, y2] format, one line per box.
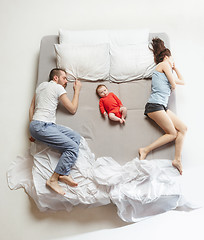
[29, 94, 35, 122]
[29, 94, 36, 142]
[59, 80, 82, 114]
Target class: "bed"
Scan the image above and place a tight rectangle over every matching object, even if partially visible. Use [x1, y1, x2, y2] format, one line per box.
[7, 29, 201, 224]
[37, 30, 177, 163]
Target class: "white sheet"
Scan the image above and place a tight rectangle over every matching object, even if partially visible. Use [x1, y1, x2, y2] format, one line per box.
[7, 133, 200, 222]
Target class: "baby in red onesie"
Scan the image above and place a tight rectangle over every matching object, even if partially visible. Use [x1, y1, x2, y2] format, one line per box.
[96, 84, 127, 124]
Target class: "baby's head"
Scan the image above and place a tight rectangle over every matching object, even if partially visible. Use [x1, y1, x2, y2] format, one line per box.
[96, 84, 109, 98]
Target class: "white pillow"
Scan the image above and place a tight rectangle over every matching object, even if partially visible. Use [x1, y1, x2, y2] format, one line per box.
[58, 28, 152, 82]
[59, 29, 109, 45]
[109, 28, 149, 45]
[110, 43, 155, 82]
[59, 28, 149, 45]
[55, 43, 110, 81]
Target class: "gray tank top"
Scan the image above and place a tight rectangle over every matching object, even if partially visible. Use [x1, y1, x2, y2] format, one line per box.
[148, 71, 171, 107]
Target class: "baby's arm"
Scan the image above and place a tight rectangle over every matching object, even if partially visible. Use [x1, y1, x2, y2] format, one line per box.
[99, 99, 107, 116]
[112, 93, 123, 107]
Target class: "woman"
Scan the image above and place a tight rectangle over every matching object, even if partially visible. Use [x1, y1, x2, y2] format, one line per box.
[139, 38, 187, 175]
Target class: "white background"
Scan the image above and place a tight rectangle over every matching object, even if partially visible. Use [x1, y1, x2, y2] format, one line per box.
[1, 0, 204, 240]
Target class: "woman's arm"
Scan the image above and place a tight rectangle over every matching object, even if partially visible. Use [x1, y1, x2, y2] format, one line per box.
[172, 64, 185, 85]
[162, 62, 177, 90]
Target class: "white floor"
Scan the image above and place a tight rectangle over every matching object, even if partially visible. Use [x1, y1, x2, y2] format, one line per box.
[1, 1, 204, 240]
[58, 208, 204, 240]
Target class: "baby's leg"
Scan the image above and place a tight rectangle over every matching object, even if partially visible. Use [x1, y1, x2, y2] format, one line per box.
[120, 107, 127, 121]
[109, 113, 123, 123]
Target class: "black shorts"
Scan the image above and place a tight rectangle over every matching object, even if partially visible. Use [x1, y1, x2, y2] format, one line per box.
[144, 103, 168, 116]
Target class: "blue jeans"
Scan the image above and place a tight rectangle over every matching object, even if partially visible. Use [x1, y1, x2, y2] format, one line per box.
[29, 120, 81, 175]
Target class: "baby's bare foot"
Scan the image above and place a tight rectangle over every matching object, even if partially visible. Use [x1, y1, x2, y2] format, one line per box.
[172, 160, 183, 175]
[119, 118, 124, 124]
[59, 175, 78, 187]
[121, 117, 126, 123]
[138, 148, 148, 160]
[46, 179, 65, 195]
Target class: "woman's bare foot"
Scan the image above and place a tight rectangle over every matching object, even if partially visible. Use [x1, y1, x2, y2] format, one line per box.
[172, 159, 183, 175]
[46, 178, 65, 195]
[138, 148, 148, 160]
[59, 175, 78, 187]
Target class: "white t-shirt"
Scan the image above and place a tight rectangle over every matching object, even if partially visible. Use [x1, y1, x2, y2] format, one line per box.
[32, 81, 66, 123]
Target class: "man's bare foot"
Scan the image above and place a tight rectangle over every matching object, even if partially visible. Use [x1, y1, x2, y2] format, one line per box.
[172, 160, 183, 175]
[59, 175, 78, 187]
[46, 179, 65, 195]
[138, 148, 148, 160]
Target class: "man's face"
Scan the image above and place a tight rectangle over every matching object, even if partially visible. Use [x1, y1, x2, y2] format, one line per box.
[57, 71, 68, 88]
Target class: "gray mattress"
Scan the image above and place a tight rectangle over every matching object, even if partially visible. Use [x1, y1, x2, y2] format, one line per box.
[36, 33, 176, 164]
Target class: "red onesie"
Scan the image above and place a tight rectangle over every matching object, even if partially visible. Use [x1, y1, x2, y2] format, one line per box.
[99, 92, 123, 118]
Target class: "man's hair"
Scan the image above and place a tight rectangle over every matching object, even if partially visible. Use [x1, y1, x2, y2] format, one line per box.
[49, 68, 66, 81]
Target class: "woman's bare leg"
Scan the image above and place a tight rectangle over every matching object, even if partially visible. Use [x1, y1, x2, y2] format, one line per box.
[167, 110, 187, 174]
[139, 110, 177, 160]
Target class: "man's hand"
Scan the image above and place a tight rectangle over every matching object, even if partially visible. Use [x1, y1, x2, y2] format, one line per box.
[73, 79, 82, 92]
[29, 136, 35, 142]
[60, 79, 82, 114]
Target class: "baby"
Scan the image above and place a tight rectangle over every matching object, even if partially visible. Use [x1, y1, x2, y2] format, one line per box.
[96, 84, 127, 124]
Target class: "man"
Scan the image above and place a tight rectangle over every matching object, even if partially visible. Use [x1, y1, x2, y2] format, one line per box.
[29, 68, 82, 195]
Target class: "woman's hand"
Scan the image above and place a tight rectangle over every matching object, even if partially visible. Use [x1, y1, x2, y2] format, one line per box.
[172, 63, 184, 85]
[172, 62, 176, 71]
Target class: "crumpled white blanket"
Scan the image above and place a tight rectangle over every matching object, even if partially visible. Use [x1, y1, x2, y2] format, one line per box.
[7, 135, 198, 222]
